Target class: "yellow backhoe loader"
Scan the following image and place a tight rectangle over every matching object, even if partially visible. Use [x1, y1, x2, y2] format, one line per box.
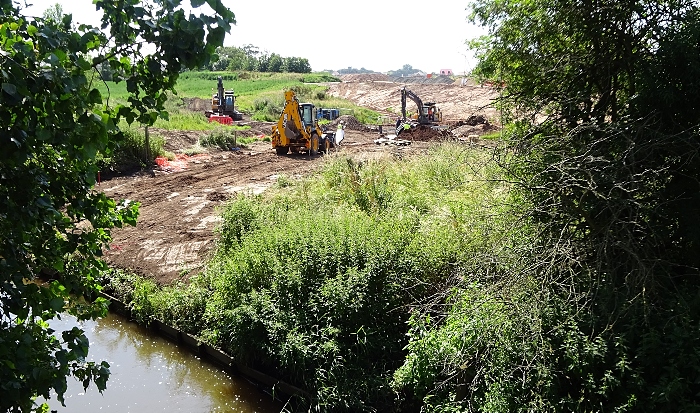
[270, 90, 336, 155]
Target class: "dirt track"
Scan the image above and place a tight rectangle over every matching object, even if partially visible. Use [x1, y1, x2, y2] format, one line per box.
[102, 81, 499, 284]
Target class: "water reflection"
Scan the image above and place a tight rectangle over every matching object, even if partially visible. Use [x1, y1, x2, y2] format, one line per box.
[46, 313, 282, 413]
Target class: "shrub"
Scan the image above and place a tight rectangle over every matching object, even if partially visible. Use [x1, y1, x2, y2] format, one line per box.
[200, 126, 252, 149]
[97, 143, 515, 411]
[98, 127, 166, 171]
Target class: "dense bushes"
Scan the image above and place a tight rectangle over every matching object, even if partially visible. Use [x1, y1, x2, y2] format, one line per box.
[391, 0, 700, 411]
[201, 146, 515, 411]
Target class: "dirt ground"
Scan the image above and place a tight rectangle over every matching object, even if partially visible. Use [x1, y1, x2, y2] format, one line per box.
[102, 81, 499, 285]
[327, 81, 500, 123]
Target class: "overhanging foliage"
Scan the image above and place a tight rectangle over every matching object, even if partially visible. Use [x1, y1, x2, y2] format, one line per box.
[0, 0, 234, 411]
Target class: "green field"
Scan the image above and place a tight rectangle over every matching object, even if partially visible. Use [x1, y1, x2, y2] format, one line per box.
[91, 71, 378, 130]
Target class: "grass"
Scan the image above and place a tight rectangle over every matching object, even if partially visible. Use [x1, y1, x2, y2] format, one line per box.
[97, 127, 167, 172]
[90, 71, 379, 127]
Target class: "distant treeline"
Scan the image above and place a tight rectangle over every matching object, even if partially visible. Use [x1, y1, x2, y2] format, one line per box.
[336, 64, 426, 77]
[205, 45, 312, 74]
[336, 67, 376, 74]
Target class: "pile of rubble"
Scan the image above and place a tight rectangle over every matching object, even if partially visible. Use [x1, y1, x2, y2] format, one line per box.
[449, 115, 499, 138]
[328, 115, 372, 132]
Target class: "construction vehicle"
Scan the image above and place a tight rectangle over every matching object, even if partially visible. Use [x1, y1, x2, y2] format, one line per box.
[396, 87, 442, 135]
[411, 102, 442, 123]
[317, 108, 340, 121]
[270, 90, 336, 155]
[204, 76, 243, 123]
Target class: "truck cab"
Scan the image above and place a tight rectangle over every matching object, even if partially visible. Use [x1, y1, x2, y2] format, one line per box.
[316, 108, 340, 121]
[300, 103, 316, 128]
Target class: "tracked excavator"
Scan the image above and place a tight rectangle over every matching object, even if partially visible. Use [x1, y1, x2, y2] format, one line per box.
[204, 76, 243, 123]
[271, 90, 336, 155]
[395, 87, 442, 135]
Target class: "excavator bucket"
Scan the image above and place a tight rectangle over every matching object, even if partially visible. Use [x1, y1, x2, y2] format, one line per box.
[284, 121, 300, 142]
[335, 129, 345, 145]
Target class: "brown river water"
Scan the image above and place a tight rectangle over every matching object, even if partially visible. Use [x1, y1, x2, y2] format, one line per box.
[45, 313, 283, 413]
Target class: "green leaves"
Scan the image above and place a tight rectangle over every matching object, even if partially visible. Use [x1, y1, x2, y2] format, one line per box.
[206, 26, 226, 48]
[467, 1, 700, 412]
[1, 82, 17, 97]
[0, 0, 234, 410]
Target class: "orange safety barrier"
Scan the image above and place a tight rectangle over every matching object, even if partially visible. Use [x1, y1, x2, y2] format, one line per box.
[154, 153, 211, 172]
[209, 115, 233, 125]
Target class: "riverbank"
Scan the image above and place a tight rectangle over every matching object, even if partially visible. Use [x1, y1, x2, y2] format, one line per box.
[101, 291, 309, 403]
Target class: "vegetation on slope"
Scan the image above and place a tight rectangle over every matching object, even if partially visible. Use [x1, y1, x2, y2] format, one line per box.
[101, 143, 530, 410]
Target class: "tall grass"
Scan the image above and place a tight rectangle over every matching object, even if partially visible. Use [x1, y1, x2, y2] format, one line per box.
[98, 127, 166, 171]
[199, 126, 257, 150]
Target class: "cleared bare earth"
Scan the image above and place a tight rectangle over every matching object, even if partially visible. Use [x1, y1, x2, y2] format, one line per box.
[102, 81, 499, 284]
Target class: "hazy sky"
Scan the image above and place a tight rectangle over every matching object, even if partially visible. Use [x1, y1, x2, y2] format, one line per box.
[22, 0, 485, 74]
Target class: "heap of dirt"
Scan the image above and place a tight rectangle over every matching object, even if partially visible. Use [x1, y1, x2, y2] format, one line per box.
[393, 76, 455, 85]
[149, 129, 206, 153]
[449, 115, 499, 137]
[450, 115, 489, 128]
[340, 73, 391, 82]
[401, 125, 452, 141]
[328, 115, 372, 132]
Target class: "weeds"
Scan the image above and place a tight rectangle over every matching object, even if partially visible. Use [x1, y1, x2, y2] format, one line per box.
[200, 126, 254, 150]
[98, 127, 166, 171]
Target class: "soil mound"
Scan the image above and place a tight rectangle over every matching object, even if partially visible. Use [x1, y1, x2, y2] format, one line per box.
[448, 115, 499, 137]
[450, 115, 489, 128]
[341, 73, 391, 82]
[183, 97, 211, 112]
[328, 115, 372, 132]
[401, 125, 451, 141]
[392, 76, 455, 85]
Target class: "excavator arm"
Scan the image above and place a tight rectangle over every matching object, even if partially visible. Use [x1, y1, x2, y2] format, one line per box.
[397, 87, 441, 135]
[216, 76, 225, 113]
[401, 87, 427, 124]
